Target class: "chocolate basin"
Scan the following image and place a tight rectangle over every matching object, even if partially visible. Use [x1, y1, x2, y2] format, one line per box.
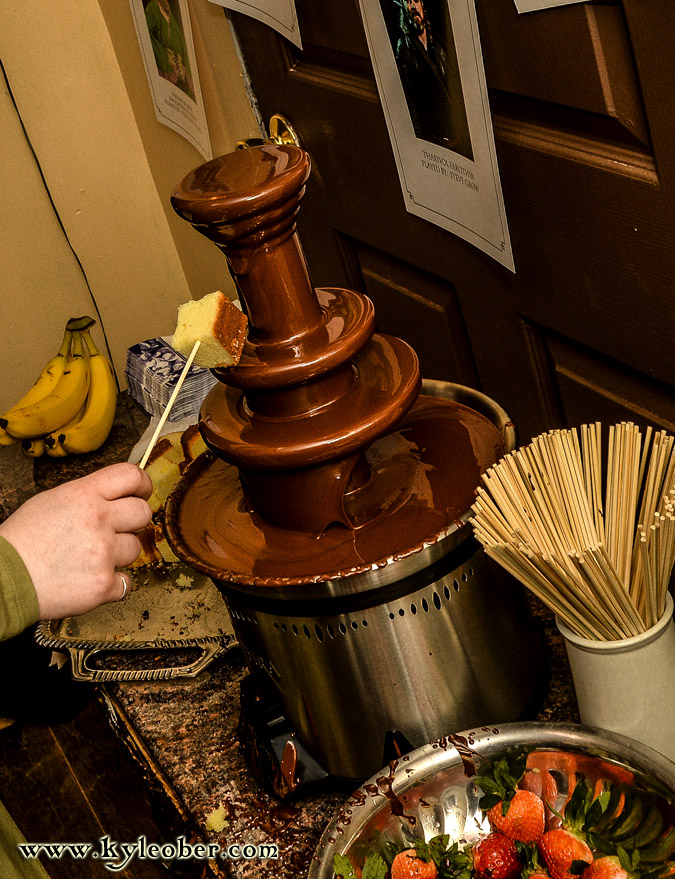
[167, 380, 544, 781]
[309, 722, 675, 878]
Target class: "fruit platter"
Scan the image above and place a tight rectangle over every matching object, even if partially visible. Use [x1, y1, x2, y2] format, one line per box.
[309, 724, 675, 879]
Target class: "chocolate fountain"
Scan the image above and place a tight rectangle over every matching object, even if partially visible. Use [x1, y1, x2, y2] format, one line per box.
[165, 144, 542, 790]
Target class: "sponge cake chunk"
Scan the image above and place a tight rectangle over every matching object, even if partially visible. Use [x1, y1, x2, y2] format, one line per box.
[172, 291, 248, 369]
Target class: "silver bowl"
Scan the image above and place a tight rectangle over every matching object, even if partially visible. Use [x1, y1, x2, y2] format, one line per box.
[308, 722, 675, 878]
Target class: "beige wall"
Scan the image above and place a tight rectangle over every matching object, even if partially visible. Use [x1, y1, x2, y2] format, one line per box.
[0, 75, 99, 410]
[0, 0, 259, 413]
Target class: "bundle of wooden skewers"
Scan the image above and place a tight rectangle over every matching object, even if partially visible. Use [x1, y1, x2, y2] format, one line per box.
[470, 422, 675, 641]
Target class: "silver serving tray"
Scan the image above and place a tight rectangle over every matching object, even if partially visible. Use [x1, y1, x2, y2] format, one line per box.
[309, 722, 675, 878]
[35, 562, 236, 682]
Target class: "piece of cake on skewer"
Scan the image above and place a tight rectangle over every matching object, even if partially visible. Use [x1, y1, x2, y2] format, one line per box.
[172, 290, 248, 369]
[133, 292, 249, 561]
[138, 290, 248, 469]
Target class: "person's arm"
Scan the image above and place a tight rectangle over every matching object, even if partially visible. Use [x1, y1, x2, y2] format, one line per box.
[0, 537, 39, 641]
[0, 462, 152, 627]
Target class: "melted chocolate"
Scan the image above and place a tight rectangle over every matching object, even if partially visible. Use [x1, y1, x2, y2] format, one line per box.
[166, 145, 505, 587]
[375, 761, 417, 826]
[167, 395, 503, 585]
[446, 733, 480, 778]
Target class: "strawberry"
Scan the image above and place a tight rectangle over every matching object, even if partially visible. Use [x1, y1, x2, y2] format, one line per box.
[476, 754, 546, 843]
[391, 848, 438, 879]
[539, 827, 593, 879]
[581, 857, 629, 879]
[521, 768, 560, 830]
[537, 770, 606, 879]
[488, 789, 546, 844]
[471, 832, 522, 879]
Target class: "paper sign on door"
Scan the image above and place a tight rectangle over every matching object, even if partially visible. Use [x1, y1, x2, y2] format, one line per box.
[514, 0, 587, 12]
[129, 0, 211, 160]
[208, 0, 301, 48]
[358, 0, 514, 271]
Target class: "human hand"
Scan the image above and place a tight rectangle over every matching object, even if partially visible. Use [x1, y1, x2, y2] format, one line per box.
[0, 463, 152, 620]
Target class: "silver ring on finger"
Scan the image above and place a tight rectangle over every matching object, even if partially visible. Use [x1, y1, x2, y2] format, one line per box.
[117, 571, 130, 601]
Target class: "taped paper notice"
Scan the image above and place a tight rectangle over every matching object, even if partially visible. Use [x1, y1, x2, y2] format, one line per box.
[359, 0, 513, 271]
[209, 0, 301, 48]
[129, 0, 212, 160]
[514, 0, 587, 12]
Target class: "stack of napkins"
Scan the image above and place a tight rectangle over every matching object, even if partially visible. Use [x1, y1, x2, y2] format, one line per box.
[125, 336, 218, 420]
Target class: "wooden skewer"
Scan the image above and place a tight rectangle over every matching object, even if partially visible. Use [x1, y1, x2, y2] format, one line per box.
[593, 544, 644, 635]
[471, 421, 675, 641]
[138, 340, 201, 470]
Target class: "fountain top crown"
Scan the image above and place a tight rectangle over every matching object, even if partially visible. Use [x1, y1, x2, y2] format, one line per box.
[171, 144, 310, 252]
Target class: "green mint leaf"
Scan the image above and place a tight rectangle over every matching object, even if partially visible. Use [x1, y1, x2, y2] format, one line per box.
[429, 835, 451, 865]
[414, 840, 432, 862]
[362, 853, 388, 879]
[475, 777, 504, 796]
[479, 793, 502, 812]
[618, 848, 632, 873]
[494, 760, 514, 792]
[566, 775, 592, 828]
[380, 839, 405, 866]
[333, 853, 357, 879]
[584, 798, 604, 831]
[598, 789, 612, 812]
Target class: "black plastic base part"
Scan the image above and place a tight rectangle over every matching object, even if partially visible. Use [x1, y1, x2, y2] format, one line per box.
[238, 671, 332, 799]
[237, 671, 414, 799]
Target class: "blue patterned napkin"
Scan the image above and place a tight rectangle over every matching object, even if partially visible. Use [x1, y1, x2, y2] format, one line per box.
[125, 336, 218, 420]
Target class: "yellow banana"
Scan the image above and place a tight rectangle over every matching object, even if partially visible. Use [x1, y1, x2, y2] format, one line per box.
[0, 429, 18, 447]
[45, 437, 68, 458]
[44, 400, 87, 457]
[0, 327, 73, 433]
[0, 332, 90, 439]
[21, 437, 46, 458]
[57, 329, 117, 454]
[45, 441, 69, 458]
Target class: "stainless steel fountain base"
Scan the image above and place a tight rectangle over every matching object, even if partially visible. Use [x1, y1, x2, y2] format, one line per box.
[221, 537, 543, 780]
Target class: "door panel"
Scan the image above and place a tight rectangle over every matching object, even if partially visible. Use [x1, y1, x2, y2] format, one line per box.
[229, 0, 675, 442]
[354, 241, 480, 385]
[477, 3, 648, 144]
[544, 330, 675, 432]
[297, 2, 370, 59]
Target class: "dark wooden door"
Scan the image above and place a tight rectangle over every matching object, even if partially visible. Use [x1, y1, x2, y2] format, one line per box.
[228, 0, 675, 443]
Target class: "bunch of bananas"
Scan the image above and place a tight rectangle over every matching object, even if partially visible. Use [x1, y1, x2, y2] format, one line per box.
[0, 316, 118, 458]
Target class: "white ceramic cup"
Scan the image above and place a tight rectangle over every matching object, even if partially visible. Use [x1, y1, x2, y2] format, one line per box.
[556, 593, 675, 764]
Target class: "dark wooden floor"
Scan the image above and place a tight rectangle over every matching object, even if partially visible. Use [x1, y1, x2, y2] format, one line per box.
[0, 627, 208, 879]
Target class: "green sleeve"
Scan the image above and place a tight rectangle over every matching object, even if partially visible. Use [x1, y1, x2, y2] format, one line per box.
[0, 536, 39, 641]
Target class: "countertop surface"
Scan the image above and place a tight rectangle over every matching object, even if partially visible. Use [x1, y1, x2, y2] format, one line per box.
[100, 631, 578, 879]
[0, 394, 581, 879]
